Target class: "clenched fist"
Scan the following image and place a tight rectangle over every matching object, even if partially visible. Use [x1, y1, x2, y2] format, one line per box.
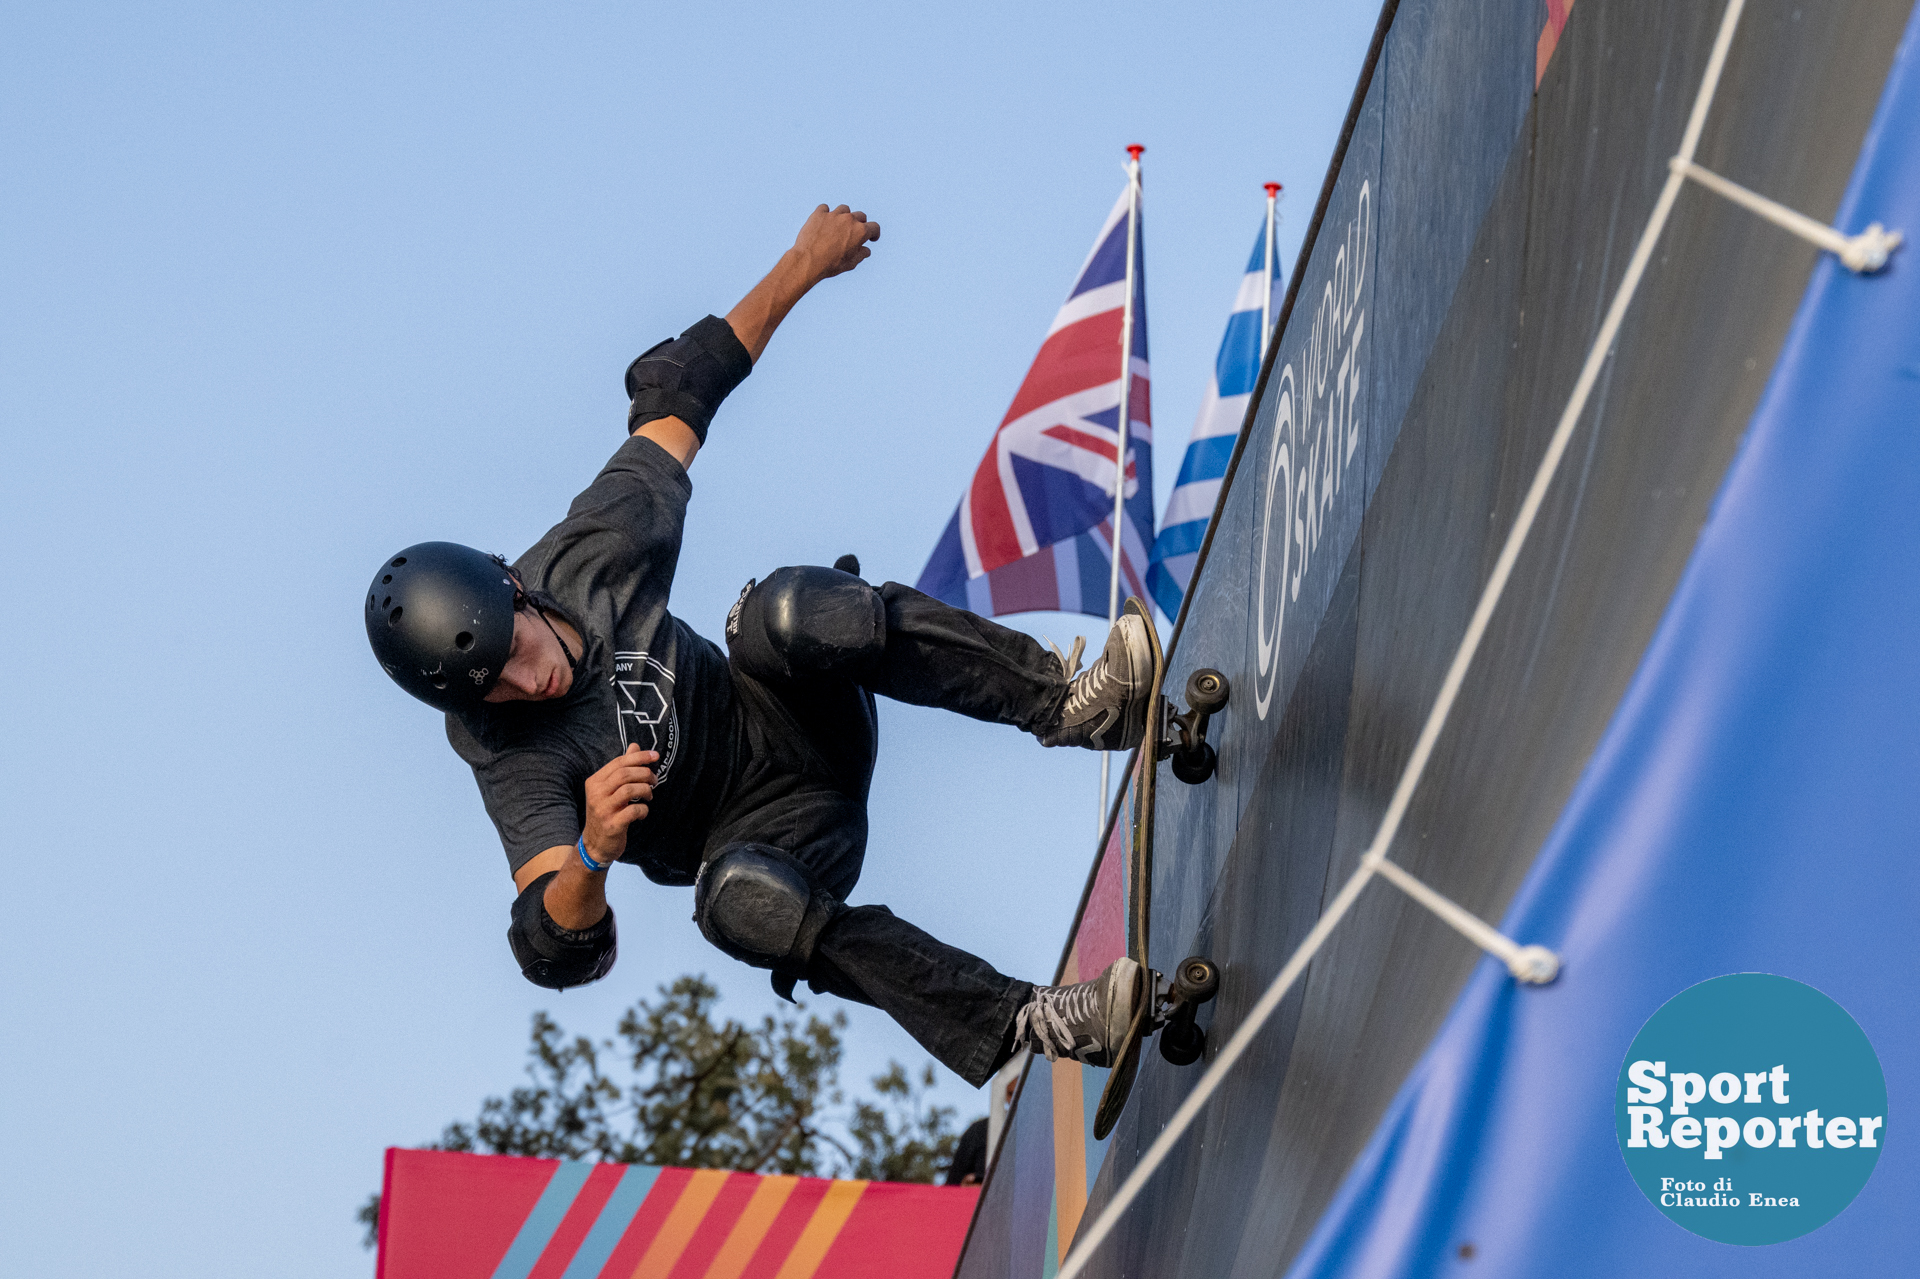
[793, 204, 881, 281]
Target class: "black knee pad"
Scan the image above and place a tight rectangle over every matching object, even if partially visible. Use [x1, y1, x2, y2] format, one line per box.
[624, 315, 753, 444]
[726, 566, 885, 682]
[507, 872, 618, 990]
[694, 845, 842, 982]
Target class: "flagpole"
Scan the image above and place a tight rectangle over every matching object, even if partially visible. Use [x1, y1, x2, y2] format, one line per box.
[1100, 144, 1145, 829]
[1262, 182, 1282, 346]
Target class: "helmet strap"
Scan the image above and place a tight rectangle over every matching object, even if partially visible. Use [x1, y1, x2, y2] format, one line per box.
[533, 605, 578, 668]
[499, 560, 580, 670]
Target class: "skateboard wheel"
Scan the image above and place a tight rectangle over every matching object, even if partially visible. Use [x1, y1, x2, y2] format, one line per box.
[1160, 1018, 1205, 1066]
[1172, 956, 1219, 1004]
[1171, 742, 1216, 784]
[1186, 669, 1229, 715]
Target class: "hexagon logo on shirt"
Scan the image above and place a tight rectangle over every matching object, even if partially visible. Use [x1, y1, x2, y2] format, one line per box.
[612, 651, 678, 786]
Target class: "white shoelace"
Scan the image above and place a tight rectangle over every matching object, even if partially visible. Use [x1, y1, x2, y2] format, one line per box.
[1060, 635, 1129, 720]
[1062, 667, 1112, 718]
[1015, 980, 1103, 1061]
[1046, 635, 1087, 683]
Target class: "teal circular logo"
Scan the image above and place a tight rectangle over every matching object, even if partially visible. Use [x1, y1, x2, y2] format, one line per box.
[1616, 973, 1886, 1244]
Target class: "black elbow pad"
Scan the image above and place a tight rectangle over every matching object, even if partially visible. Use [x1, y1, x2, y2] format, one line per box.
[507, 872, 617, 990]
[624, 314, 752, 444]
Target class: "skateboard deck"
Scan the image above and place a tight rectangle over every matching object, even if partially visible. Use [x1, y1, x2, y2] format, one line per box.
[1087, 601, 1227, 1140]
[1127, 596, 1166, 969]
[1093, 597, 1167, 1140]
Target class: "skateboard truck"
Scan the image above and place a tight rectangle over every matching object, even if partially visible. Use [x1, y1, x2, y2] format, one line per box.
[1152, 955, 1220, 1066]
[1159, 669, 1230, 784]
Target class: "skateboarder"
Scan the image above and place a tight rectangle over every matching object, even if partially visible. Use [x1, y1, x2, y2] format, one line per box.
[365, 204, 1155, 1089]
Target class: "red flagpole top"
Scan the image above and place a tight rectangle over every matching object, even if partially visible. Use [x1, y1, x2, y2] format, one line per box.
[1126, 145, 1145, 162]
[1264, 182, 1283, 198]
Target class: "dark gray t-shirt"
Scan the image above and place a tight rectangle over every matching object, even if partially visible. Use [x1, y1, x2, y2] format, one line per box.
[445, 434, 735, 884]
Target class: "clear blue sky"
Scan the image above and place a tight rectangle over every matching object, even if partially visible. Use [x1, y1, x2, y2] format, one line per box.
[0, 3, 1377, 1273]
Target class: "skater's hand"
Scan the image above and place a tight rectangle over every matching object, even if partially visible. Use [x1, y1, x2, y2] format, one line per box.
[793, 204, 881, 281]
[582, 744, 658, 863]
[721, 205, 880, 373]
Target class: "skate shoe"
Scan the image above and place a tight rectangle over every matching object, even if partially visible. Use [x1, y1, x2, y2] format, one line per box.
[1037, 612, 1154, 751]
[1013, 956, 1145, 1067]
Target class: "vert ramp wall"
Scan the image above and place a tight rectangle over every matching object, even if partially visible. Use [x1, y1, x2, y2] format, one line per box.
[953, 1, 1913, 1276]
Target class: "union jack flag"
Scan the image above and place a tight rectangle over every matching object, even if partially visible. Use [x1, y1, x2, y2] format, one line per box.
[917, 182, 1153, 619]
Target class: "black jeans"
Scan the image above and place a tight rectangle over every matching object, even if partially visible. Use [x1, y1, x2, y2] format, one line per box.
[706, 570, 1069, 1087]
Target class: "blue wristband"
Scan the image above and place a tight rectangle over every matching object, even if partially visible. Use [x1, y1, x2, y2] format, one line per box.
[577, 836, 611, 873]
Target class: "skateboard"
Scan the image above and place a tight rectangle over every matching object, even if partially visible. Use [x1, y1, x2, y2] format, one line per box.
[1092, 597, 1232, 1140]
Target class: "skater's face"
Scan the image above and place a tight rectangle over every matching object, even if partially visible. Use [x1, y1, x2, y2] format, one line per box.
[483, 608, 578, 703]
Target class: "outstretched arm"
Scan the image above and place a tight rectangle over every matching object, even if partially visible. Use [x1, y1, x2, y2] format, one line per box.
[726, 203, 881, 361]
[636, 204, 881, 467]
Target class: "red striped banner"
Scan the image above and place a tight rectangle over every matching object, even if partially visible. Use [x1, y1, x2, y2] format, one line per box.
[376, 1150, 978, 1279]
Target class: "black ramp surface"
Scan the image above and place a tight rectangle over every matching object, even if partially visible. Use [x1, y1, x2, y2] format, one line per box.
[951, 2, 1916, 1278]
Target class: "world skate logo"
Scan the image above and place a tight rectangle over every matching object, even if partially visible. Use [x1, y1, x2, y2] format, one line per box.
[1255, 178, 1370, 720]
[612, 651, 678, 786]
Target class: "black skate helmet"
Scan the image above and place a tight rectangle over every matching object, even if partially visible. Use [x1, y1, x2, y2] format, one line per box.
[365, 541, 518, 711]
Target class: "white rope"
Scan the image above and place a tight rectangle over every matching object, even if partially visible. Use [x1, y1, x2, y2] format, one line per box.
[1672, 158, 1903, 272]
[1051, 6, 1750, 1277]
[1370, 857, 1559, 982]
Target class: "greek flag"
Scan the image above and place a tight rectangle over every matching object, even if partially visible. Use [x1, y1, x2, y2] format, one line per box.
[1146, 218, 1283, 620]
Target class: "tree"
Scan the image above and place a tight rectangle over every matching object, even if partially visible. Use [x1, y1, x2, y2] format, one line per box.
[359, 975, 976, 1248]
[847, 1062, 963, 1183]
[434, 976, 844, 1171]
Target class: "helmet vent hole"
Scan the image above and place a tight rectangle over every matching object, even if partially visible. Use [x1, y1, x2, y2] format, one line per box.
[430, 674, 448, 690]
[382, 596, 391, 608]
[454, 631, 474, 651]
[389, 606, 403, 625]
[391, 556, 407, 567]
[381, 573, 393, 584]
